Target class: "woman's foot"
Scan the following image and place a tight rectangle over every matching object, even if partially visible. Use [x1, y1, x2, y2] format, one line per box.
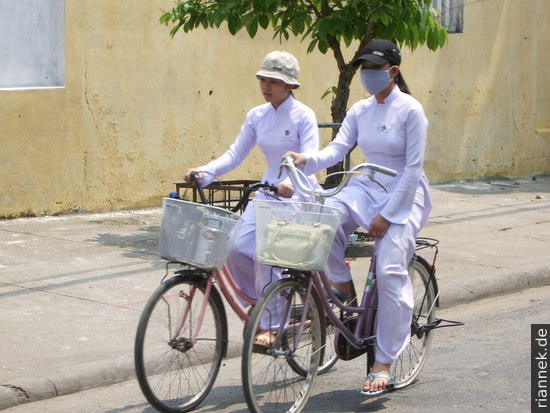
[361, 362, 393, 396]
[253, 331, 276, 354]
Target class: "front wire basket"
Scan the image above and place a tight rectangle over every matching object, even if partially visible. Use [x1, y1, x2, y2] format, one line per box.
[158, 198, 243, 270]
[254, 200, 341, 271]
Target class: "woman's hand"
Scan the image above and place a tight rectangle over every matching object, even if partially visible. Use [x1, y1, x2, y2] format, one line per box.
[184, 168, 203, 184]
[276, 182, 295, 198]
[368, 214, 390, 238]
[283, 151, 306, 167]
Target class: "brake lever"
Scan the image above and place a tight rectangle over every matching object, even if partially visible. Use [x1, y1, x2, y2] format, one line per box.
[367, 170, 389, 193]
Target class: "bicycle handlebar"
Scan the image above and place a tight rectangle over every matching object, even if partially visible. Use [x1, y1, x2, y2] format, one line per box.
[280, 155, 397, 202]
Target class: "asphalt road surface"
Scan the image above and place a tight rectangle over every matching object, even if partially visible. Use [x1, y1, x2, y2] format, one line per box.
[6, 285, 548, 413]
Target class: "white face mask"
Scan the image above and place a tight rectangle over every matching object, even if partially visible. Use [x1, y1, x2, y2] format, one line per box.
[360, 68, 393, 95]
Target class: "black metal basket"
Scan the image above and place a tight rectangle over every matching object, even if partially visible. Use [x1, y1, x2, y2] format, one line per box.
[174, 180, 261, 214]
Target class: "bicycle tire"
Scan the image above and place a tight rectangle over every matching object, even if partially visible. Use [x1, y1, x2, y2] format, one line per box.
[134, 273, 227, 413]
[242, 278, 324, 413]
[391, 256, 437, 388]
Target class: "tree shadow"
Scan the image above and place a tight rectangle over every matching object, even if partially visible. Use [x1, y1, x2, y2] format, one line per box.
[432, 174, 550, 195]
[84, 223, 162, 262]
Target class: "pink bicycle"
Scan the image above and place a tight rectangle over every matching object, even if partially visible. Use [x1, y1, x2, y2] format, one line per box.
[134, 177, 279, 413]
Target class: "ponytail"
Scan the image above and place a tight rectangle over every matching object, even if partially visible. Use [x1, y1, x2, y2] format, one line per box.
[395, 72, 411, 95]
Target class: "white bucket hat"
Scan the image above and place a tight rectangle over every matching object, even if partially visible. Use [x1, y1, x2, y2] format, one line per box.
[255, 51, 301, 89]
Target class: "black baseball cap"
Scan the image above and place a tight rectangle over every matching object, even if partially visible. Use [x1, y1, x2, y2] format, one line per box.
[353, 39, 401, 67]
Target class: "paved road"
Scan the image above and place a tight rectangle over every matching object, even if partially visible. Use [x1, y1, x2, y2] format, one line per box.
[5, 284, 547, 413]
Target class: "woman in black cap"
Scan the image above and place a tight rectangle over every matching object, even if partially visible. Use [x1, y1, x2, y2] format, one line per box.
[285, 39, 431, 396]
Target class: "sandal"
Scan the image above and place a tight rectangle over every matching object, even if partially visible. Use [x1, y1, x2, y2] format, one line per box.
[253, 331, 276, 354]
[360, 373, 395, 397]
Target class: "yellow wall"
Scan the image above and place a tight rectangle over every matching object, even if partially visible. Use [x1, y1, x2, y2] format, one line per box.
[1, 0, 548, 217]
[407, 0, 550, 182]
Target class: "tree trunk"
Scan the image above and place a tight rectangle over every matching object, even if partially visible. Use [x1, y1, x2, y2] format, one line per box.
[324, 65, 357, 187]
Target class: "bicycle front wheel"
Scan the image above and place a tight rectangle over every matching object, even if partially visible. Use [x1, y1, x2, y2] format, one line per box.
[287, 298, 338, 376]
[242, 278, 324, 413]
[134, 273, 227, 413]
[391, 256, 437, 388]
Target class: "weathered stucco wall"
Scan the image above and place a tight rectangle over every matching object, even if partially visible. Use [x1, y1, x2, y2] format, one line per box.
[1, 0, 548, 217]
[406, 0, 550, 182]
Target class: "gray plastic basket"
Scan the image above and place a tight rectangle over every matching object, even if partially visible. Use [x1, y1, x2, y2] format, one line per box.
[158, 198, 243, 270]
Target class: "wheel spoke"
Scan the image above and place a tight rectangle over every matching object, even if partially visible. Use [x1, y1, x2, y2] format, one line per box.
[242, 279, 322, 413]
[135, 274, 226, 412]
[391, 258, 436, 388]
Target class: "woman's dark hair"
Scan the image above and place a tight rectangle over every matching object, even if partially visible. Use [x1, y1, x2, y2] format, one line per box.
[395, 72, 411, 95]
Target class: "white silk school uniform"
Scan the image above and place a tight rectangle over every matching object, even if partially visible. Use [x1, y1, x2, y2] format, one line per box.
[304, 86, 432, 364]
[198, 95, 319, 304]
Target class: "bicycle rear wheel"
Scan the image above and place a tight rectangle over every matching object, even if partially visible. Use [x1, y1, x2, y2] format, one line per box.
[134, 273, 227, 413]
[391, 256, 437, 388]
[242, 278, 324, 413]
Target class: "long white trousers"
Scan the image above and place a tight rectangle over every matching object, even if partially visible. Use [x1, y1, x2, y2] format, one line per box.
[325, 195, 425, 364]
[226, 193, 284, 302]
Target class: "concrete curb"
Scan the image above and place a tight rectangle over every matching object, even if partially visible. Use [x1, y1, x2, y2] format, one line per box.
[0, 335, 245, 410]
[438, 267, 550, 309]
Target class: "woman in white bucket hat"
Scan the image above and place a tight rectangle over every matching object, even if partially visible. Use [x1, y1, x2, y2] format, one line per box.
[184, 51, 320, 350]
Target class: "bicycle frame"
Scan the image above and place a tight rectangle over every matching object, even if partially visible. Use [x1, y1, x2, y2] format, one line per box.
[213, 265, 256, 320]
[169, 262, 258, 345]
[281, 243, 442, 361]
[287, 259, 379, 354]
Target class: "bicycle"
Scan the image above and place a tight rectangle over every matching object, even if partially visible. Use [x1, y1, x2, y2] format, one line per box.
[241, 156, 462, 413]
[134, 176, 279, 413]
[134, 174, 339, 413]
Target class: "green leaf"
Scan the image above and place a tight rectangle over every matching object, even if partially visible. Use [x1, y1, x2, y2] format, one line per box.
[318, 19, 329, 40]
[321, 86, 338, 100]
[246, 18, 259, 38]
[258, 13, 270, 29]
[410, 24, 419, 49]
[379, 10, 390, 26]
[169, 21, 183, 37]
[159, 12, 172, 25]
[438, 27, 448, 47]
[343, 30, 353, 47]
[290, 16, 305, 35]
[427, 27, 437, 50]
[418, 21, 427, 43]
[200, 13, 210, 29]
[227, 14, 241, 35]
[307, 38, 318, 53]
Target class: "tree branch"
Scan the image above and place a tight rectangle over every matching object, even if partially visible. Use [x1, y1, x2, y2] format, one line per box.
[326, 34, 346, 72]
[304, 0, 322, 18]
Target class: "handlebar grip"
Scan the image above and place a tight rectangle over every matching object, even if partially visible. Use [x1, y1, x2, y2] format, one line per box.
[371, 164, 398, 177]
[190, 172, 208, 204]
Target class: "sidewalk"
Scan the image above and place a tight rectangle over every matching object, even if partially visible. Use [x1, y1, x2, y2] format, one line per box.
[1, 176, 549, 410]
